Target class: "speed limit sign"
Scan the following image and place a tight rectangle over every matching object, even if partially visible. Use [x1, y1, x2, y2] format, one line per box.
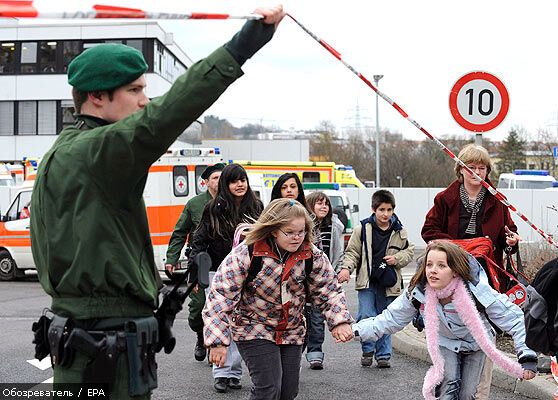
[449, 71, 509, 132]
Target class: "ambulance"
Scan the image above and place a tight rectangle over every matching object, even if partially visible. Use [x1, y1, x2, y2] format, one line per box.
[234, 160, 364, 188]
[0, 147, 223, 281]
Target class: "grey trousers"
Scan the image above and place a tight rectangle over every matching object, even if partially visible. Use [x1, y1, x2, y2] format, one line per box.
[237, 339, 302, 400]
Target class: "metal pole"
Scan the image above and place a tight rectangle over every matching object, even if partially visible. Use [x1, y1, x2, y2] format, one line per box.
[474, 133, 483, 146]
[396, 175, 402, 188]
[373, 74, 383, 188]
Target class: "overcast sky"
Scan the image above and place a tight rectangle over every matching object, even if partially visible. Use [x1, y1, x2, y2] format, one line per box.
[33, 1, 558, 141]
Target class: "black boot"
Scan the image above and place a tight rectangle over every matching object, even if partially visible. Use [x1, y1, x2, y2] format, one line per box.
[194, 331, 207, 361]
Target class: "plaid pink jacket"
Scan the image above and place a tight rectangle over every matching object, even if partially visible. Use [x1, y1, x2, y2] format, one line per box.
[202, 239, 353, 347]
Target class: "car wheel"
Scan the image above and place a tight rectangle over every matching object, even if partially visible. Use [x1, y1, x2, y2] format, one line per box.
[0, 250, 17, 281]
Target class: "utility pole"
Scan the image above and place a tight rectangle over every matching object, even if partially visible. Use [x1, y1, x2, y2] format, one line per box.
[373, 74, 383, 187]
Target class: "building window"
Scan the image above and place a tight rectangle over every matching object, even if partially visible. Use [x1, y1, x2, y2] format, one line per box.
[38, 101, 57, 134]
[126, 39, 143, 52]
[0, 102, 15, 135]
[18, 101, 37, 135]
[63, 41, 81, 72]
[20, 42, 38, 73]
[0, 42, 17, 74]
[39, 41, 57, 73]
[153, 39, 186, 83]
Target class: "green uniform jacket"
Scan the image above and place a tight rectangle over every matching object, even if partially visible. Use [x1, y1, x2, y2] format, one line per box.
[30, 47, 243, 319]
[165, 190, 212, 265]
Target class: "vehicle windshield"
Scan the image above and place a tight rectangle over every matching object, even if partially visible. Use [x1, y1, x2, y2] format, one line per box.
[328, 196, 344, 209]
[516, 180, 554, 189]
[0, 179, 14, 187]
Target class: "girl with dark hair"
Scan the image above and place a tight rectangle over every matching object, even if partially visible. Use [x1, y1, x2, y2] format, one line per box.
[303, 191, 345, 369]
[190, 163, 263, 394]
[203, 198, 353, 400]
[271, 173, 308, 209]
[352, 240, 536, 400]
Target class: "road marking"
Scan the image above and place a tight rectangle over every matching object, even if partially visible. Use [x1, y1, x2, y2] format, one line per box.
[27, 356, 52, 371]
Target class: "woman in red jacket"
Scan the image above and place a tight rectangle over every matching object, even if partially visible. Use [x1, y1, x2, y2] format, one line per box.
[421, 144, 520, 267]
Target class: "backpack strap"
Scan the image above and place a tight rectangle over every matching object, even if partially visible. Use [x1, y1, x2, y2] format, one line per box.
[356, 220, 371, 277]
[303, 256, 314, 302]
[245, 243, 263, 286]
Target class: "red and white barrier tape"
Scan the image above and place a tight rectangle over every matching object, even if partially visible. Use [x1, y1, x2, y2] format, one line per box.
[0, 1, 263, 20]
[286, 13, 558, 249]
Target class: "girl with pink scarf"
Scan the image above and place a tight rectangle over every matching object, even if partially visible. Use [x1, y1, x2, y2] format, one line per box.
[352, 240, 536, 399]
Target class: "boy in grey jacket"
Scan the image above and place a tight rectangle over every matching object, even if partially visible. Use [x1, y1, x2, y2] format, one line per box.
[338, 190, 415, 368]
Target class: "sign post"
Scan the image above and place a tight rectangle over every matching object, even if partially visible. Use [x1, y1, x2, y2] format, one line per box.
[449, 71, 510, 145]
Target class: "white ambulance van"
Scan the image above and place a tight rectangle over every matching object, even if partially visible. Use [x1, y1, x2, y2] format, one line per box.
[0, 147, 223, 280]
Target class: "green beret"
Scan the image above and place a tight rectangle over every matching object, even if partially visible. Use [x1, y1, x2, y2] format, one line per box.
[68, 43, 148, 91]
[201, 163, 226, 180]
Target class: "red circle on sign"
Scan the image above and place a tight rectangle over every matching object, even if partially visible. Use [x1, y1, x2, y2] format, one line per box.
[449, 71, 509, 132]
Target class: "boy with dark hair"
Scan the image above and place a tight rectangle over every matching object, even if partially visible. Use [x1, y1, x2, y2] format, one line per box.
[338, 189, 415, 368]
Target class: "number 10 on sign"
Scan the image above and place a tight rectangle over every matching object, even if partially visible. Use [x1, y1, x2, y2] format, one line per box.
[449, 71, 509, 133]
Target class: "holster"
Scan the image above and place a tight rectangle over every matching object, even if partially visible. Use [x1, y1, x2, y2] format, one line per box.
[65, 327, 127, 390]
[47, 314, 75, 367]
[31, 311, 53, 361]
[125, 317, 159, 397]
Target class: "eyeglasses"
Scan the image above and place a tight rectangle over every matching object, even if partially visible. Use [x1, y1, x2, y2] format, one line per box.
[279, 229, 306, 239]
[466, 165, 487, 173]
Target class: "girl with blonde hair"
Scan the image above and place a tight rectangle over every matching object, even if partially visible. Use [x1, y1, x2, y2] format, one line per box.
[203, 198, 354, 400]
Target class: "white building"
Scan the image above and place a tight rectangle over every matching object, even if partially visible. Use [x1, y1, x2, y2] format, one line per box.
[0, 20, 193, 161]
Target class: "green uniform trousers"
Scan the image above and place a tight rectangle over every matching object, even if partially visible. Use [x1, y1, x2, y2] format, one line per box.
[53, 351, 150, 400]
[188, 287, 206, 334]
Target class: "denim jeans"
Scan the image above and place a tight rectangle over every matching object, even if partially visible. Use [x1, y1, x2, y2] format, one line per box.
[305, 306, 325, 362]
[213, 340, 243, 379]
[207, 271, 243, 380]
[436, 346, 486, 400]
[237, 339, 302, 400]
[356, 287, 394, 359]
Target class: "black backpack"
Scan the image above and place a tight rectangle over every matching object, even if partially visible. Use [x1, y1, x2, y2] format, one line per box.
[244, 243, 313, 298]
[524, 258, 558, 356]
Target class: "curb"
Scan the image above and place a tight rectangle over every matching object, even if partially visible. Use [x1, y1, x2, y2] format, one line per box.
[392, 325, 556, 399]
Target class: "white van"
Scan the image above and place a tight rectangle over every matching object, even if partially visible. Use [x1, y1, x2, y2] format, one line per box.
[497, 170, 556, 190]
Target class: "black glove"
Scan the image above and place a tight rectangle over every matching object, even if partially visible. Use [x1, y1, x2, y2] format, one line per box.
[224, 20, 275, 66]
[518, 354, 538, 373]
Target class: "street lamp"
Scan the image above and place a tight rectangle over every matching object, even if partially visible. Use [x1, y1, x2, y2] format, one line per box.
[396, 175, 403, 188]
[373, 74, 383, 188]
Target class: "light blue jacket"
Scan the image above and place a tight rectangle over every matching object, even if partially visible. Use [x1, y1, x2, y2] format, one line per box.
[353, 256, 536, 361]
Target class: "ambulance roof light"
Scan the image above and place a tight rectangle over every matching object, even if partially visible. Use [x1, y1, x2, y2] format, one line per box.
[513, 169, 549, 176]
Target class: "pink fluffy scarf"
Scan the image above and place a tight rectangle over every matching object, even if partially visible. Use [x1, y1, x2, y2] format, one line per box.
[422, 277, 523, 399]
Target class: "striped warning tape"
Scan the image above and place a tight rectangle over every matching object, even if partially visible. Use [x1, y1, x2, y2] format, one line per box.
[0, 1, 263, 20]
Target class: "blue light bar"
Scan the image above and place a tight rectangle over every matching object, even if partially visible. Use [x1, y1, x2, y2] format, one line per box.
[513, 169, 549, 176]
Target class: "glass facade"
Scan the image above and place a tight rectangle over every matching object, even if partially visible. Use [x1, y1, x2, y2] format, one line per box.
[0, 38, 186, 77]
[0, 38, 188, 137]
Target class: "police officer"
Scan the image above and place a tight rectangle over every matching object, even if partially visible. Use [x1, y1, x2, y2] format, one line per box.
[165, 162, 225, 362]
[30, 6, 284, 399]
